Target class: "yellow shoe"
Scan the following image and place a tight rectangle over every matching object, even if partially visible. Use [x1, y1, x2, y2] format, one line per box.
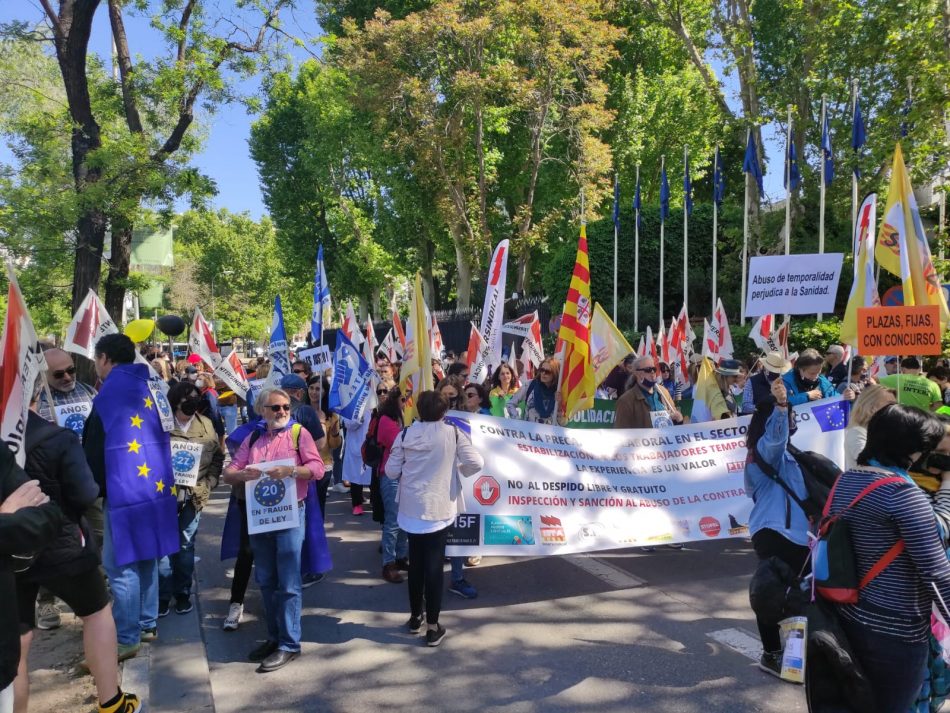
[99, 690, 141, 713]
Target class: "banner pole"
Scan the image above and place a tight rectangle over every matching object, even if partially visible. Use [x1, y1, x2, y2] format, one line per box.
[613, 172, 619, 325]
[785, 105, 793, 257]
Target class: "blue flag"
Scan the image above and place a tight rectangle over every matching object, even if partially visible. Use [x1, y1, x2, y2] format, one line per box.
[633, 176, 642, 229]
[93, 363, 178, 566]
[713, 147, 725, 206]
[612, 174, 620, 230]
[660, 165, 670, 222]
[268, 295, 290, 381]
[683, 152, 693, 216]
[785, 136, 801, 191]
[811, 400, 850, 432]
[329, 332, 373, 421]
[742, 132, 763, 194]
[821, 112, 834, 185]
[312, 245, 331, 344]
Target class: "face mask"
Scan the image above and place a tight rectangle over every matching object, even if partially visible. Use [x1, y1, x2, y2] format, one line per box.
[800, 376, 819, 390]
[640, 377, 657, 388]
[180, 399, 200, 416]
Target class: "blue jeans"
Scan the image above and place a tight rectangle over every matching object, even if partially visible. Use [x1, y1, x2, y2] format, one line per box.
[220, 405, 238, 434]
[102, 508, 159, 645]
[332, 445, 343, 485]
[158, 502, 201, 602]
[249, 502, 307, 653]
[451, 557, 464, 582]
[380, 477, 408, 565]
[840, 616, 929, 713]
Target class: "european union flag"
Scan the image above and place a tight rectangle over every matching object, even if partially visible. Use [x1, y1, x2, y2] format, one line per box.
[713, 147, 725, 206]
[743, 131, 764, 194]
[94, 363, 178, 566]
[821, 112, 834, 185]
[812, 400, 850, 432]
[660, 165, 670, 222]
[633, 176, 642, 230]
[785, 137, 801, 191]
[683, 152, 693, 216]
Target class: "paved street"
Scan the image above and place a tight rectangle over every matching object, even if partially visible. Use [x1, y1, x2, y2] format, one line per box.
[143, 488, 808, 713]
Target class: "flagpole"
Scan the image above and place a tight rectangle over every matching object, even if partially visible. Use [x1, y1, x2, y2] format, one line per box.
[660, 154, 666, 324]
[683, 145, 689, 316]
[634, 164, 640, 333]
[785, 104, 792, 256]
[741, 130, 750, 325]
[712, 147, 718, 317]
[851, 80, 859, 243]
[613, 172, 619, 325]
[819, 94, 827, 322]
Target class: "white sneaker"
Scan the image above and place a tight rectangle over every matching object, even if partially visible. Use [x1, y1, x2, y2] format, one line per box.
[222, 603, 243, 631]
[331, 483, 348, 494]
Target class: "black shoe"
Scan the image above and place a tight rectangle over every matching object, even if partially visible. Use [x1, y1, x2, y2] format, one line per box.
[257, 649, 299, 673]
[758, 651, 783, 678]
[157, 600, 170, 618]
[175, 596, 193, 615]
[407, 613, 425, 634]
[302, 572, 325, 588]
[248, 640, 279, 663]
[425, 625, 446, 647]
[395, 558, 410, 572]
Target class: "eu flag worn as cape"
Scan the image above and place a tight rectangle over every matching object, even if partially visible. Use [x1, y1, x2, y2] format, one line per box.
[95, 362, 178, 566]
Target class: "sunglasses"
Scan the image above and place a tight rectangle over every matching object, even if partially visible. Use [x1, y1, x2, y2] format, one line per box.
[52, 366, 77, 379]
[266, 404, 291, 413]
[538, 368, 553, 375]
[377, 388, 389, 396]
[466, 391, 479, 398]
[292, 368, 307, 374]
[637, 367, 657, 373]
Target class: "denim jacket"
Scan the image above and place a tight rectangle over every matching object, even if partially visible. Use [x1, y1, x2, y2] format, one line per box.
[744, 407, 811, 546]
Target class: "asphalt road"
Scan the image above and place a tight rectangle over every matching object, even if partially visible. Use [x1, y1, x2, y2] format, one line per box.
[164, 487, 809, 713]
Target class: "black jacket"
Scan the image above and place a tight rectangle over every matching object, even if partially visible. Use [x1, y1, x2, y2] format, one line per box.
[21, 411, 100, 580]
[0, 442, 63, 689]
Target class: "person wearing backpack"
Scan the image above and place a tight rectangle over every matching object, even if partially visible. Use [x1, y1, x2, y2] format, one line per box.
[744, 377, 811, 679]
[827, 404, 950, 712]
[375, 387, 409, 584]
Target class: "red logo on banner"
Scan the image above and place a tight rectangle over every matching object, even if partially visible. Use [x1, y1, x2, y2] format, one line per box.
[473, 475, 501, 506]
[699, 516, 721, 538]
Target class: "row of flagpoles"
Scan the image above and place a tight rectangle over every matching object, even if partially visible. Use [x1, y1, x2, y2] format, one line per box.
[610, 81, 877, 328]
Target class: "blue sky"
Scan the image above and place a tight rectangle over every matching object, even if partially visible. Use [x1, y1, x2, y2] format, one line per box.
[1, 3, 786, 221]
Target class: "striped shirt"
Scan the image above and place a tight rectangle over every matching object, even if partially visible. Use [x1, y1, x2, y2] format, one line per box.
[37, 382, 97, 423]
[831, 466, 950, 642]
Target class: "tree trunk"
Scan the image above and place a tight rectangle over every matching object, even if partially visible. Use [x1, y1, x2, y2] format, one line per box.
[421, 237, 436, 309]
[450, 225, 473, 309]
[517, 250, 532, 295]
[104, 218, 133, 324]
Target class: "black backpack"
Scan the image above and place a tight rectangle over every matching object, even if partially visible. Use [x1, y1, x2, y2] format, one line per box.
[361, 411, 384, 468]
[751, 442, 842, 521]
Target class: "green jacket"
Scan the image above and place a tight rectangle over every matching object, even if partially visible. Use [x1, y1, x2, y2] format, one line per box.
[170, 414, 224, 511]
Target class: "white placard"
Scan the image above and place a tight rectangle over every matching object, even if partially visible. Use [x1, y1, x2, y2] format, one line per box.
[298, 345, 332, 374]
[745, 253, 843, 317]
[148, 379, 175, 432]
[244, 458, 299, 534]
[171, 440, 204, 487]
[54, 401, 91, 436]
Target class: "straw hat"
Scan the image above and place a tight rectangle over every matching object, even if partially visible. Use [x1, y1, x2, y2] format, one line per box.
[761, 351, 792, 375]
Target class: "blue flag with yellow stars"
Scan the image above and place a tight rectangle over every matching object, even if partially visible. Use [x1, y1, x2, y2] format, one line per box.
[95, 362, 178, 566]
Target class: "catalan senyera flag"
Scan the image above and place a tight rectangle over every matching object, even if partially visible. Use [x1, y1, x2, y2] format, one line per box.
[556, 224, 595, 420]
[875, 144, 949, 328]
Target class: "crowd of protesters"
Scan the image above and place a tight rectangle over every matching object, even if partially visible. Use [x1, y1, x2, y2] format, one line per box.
[8, 328, 950, 713]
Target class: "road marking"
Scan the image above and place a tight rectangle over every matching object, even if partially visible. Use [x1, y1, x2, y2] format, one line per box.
[565, 554, 646, 589]
[707, 627, 762, 661]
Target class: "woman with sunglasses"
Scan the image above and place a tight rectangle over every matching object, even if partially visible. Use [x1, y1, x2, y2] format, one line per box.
[488, 364, 519, 417]
[506, 357, 560, 425]
[306, 376, 342, 520]
[222, 388, 323, 673]
[375, 386, 409, 583]
[464, 383, 492, 415]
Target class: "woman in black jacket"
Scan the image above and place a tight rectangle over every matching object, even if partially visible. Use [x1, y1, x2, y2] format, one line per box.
[0, 442, 61, 711]
[13, 387, 139, 713]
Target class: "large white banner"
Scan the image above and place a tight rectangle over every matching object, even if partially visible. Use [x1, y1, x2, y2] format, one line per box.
[745, 253, 844, 317]
[445, 397, 847, 555]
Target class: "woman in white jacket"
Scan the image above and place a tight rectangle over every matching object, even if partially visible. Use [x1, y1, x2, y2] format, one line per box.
[384, 390, 484, 647]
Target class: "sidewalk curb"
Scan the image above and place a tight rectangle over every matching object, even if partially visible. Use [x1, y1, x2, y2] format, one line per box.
[120, 648, 149, 708]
